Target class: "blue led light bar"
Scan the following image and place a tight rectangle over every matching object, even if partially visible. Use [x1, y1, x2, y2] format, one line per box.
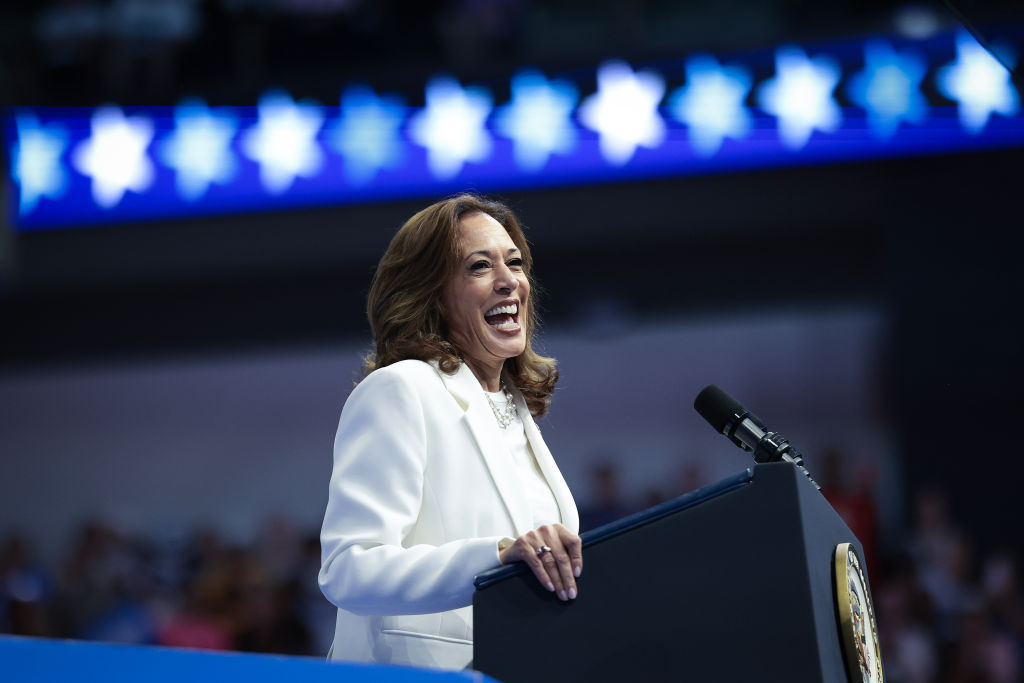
[3, 29, 1022, 232]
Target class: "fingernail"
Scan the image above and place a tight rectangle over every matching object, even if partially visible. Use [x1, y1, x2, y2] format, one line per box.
[568, 587, 577, 599]
[574, 565, 581, 578]
[546, 582, 555, 592]
[558, 590, 567, 601]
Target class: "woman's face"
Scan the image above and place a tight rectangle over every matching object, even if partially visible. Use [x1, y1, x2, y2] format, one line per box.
[443, 211, 530, 373]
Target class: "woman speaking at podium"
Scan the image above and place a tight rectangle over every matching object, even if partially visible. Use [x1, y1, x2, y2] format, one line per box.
[318, 194, 581, 669]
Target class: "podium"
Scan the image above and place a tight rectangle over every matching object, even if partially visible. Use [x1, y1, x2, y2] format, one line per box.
[473, 462, 877, 682]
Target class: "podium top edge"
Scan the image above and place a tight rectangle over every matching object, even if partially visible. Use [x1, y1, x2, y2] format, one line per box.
[473, 467, 753, 590]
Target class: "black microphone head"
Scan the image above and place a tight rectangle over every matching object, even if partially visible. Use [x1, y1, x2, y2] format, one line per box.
[694, 384, 746, 434]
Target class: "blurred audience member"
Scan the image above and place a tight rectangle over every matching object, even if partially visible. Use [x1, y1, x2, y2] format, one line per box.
[234, 558, 310, 655]
[156, 542, 235, 650]
[297, 533, 336, 655]
[0, 535, 54, 637]
[255, 515, 302, 582]
[910, 488, 972, 645]
[640, 488, 668, 510]
[982, 551, 1024, 637]
[675, 461, 707, 495]
[950, 600, 1020, 683]
[820, 446, 880, 577]
[578, 461, 628, 532]
[53, 521, 153, 641]
[877, 558, 939, 683]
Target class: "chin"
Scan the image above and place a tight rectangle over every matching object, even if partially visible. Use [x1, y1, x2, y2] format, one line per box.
[486, 340, 526, 362]
[495, 335, 526, 357]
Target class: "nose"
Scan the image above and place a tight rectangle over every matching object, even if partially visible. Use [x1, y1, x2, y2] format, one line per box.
[493, 263, 520, 294]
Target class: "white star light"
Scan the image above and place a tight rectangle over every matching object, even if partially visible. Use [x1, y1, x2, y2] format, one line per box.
[579, 60, 666, 165]
[159, 99, 238, 200]
[241, 91, 325, 194]
[12, 115, 69, 215]
[328, 85, 406, 184]
[72, 107, 155, 208]
[494, 69, 578, 172]
[847, 41, 928, 139]
[757, 46, 842, 149]
[668, 55, 753, 156]
[409, 76, 493, 179]
[937, 31, 1019, 134]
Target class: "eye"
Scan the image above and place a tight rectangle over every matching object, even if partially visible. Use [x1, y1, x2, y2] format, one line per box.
[470, 260, 490, 271]
[507, 258, 524, 269]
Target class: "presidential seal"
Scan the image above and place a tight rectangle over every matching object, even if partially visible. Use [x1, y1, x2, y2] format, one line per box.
[835, 542, 884, 683]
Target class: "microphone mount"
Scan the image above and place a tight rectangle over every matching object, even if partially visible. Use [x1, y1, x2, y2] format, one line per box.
[697, 385, 820, 490]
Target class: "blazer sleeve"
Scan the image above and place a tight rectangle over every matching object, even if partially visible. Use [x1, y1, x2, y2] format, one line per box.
[318, 366, 504, 616]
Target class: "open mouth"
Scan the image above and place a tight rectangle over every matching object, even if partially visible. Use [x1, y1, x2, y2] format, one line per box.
[484, 302, 520, 331]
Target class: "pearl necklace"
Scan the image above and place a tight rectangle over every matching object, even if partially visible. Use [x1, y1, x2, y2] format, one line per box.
[487, 385, 518, 429]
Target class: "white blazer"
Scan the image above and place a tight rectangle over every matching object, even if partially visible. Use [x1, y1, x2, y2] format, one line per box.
[318, 359, 578, 670]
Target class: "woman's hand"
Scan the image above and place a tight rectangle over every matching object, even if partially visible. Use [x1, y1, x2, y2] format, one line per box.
[498, 524, 583, 601]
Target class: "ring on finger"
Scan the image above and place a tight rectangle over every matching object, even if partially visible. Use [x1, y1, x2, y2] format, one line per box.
[536, 545, 552, 557]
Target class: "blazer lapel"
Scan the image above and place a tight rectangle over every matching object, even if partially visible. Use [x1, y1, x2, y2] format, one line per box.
[435, 363, 534, 537]
[515, 392, 581, 534]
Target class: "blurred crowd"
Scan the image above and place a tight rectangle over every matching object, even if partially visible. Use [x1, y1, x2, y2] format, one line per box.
[875, 489, 1023, 683]
[3, 460, 1022, 682]
[0, 516, 335, 656]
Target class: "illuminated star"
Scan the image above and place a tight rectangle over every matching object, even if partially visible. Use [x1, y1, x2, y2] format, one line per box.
[159, 98, 238, 200]
[409, 76, 493, 179]
[72, 107, 155, 208]
[937, 31, 1019, 134]
[494, 69, 578, 172]
[668, 55, 753, 156]
[11, 114, 69, 215]
[757, 46, 842, 149]
[847, 40, 928, 138]
[241, 90, 325, 194]
[328, 85, 406, 184]
[578, 60, 666, 165]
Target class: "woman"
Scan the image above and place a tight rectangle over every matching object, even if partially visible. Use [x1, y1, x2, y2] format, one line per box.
[318, 194, 582, 670]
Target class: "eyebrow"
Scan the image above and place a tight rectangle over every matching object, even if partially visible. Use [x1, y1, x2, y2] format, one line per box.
[464, 247, 521, 260]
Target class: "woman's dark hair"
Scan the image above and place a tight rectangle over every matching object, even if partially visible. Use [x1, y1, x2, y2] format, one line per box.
[364, 194, 557, 416]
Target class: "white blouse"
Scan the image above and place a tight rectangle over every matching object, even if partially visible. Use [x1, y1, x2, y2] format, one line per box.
[486, 389, 562, 528]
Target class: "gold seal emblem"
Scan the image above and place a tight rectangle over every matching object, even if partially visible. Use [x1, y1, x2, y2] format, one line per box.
[835, 542, 884, 682]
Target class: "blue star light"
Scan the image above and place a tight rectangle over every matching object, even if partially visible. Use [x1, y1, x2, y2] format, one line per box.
[494, 69, 578, 172]
[409, 76, 493, 179]
[757, 46, 842, 149]
[328, 85, 406, 184]
[11, 114, 69, 215]
[848, 41, 928, 139]
[241, 90, 326, 194]
[579, 60, 666, 165]
[668, 55, 753, 156]
[72, 106, 155, 208]
[937, 31, 1019, 134]
[159, 98, 239, 200]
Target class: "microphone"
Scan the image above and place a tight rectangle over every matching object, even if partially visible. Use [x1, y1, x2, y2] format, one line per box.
[694, 384, 819, 489]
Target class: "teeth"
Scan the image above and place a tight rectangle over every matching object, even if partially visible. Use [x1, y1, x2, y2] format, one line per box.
[493, 320, 520, 330]
[485, 303, 518, 317]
